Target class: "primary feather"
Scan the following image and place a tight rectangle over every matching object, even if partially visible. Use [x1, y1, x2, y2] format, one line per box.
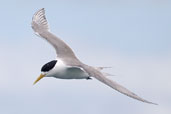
[32, 8, 80, 65]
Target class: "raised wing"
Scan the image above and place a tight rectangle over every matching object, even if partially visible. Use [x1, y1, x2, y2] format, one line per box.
[31, 8, 79, 64]
[82, 65, 157, 105]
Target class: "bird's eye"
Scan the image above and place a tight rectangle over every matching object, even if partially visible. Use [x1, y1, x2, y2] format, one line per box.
[41, 60, 57, 72]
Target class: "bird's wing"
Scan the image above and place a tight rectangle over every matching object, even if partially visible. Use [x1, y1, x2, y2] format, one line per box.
[31, 8, 79, 65]
[82, 65, 157, 105]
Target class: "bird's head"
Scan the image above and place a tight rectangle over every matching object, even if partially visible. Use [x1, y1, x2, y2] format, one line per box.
[33, 60, 57, 85]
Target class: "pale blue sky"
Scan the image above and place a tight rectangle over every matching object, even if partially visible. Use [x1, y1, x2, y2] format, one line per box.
[0, 0, 171, 114]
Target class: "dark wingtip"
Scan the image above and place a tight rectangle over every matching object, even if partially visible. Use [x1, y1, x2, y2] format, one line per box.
[144, 100, 158, 105]
[150, 102, 158, 105]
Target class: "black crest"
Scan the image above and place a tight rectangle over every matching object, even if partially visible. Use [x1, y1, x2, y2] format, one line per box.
[41, 60, 57, 72]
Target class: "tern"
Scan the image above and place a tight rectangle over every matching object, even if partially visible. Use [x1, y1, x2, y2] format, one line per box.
[32, 8, 157, 105]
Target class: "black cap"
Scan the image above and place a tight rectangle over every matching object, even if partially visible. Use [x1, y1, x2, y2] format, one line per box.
[41, 60, 57, 72]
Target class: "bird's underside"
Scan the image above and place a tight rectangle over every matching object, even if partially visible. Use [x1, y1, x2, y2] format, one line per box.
[31, 8, 157, 105]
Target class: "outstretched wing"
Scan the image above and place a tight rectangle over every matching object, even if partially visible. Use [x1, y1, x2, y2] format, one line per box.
[31, 8, 79, 65]
[82, 65, 157, 105]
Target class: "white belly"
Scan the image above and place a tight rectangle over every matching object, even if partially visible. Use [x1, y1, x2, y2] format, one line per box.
[56, 67, 89, 79]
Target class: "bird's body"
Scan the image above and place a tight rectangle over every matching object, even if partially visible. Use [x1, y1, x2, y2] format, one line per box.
[32, 8, 157, 105]
[45, 59, 89, 79]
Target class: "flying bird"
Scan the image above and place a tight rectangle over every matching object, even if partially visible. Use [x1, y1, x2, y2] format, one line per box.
[32, 8, 157, 105]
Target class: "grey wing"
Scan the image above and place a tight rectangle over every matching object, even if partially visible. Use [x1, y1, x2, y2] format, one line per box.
[31, 8, 79, 64]
[82, 65, 157, 105]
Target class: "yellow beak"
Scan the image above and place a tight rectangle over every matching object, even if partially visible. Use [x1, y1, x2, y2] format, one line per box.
[33, 74, 45, 85]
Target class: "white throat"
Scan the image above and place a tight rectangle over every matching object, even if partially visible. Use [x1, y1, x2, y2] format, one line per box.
[45, 59, 67, 77]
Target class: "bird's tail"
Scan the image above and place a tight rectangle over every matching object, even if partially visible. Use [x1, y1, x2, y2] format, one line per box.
[95, 66, 114, 76]
[95, 66, 112, 70]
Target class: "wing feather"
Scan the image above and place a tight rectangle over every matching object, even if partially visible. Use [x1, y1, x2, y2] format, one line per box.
[31, 8, 79, 65]
[82, 65, 157, 105]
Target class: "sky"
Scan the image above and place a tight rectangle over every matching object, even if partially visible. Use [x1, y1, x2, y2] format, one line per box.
[0, 0, 171, 114]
